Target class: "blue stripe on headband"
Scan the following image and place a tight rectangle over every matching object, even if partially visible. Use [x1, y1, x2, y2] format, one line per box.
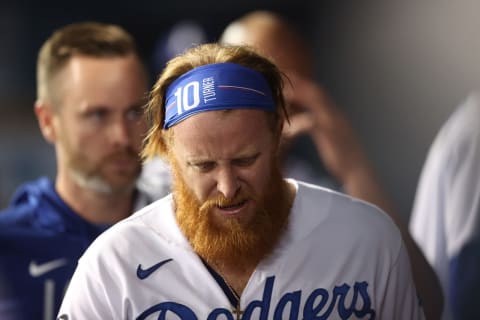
[163, 62, 275, 128]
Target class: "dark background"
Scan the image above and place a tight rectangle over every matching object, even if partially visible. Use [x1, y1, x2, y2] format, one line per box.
[2, 0, 480, 222]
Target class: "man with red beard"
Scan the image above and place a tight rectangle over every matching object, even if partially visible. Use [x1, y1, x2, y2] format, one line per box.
[58, 43, 425, 319]
[0, 22, 153, 320]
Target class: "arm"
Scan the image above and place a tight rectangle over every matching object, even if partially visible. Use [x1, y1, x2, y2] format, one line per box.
[284, 74, 443, 319]
[443, 110, 480, 319]
[283, 74, 396, 208]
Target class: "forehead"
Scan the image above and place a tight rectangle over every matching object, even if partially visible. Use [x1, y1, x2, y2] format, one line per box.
[68, 54, 145, 85]
[171, 109, 275, 158]
[56, 54, 147, 106]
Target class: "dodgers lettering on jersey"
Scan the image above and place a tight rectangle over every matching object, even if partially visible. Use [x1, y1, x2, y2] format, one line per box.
[136, 276, 375, 320]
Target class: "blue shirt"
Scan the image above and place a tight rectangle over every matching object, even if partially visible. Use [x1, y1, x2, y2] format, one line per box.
[0, 177, 151, 320]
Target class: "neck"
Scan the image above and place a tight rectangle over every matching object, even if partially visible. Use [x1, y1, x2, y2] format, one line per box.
[56, 174, 135, 224]
[211, 261, 257, 297]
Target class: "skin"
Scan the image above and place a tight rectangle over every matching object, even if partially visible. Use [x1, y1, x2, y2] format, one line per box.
[169, 109, 294, 294]
[35, 54, 148, 224]
[221, 11, 443, 319]
[170, 109, 279, 228]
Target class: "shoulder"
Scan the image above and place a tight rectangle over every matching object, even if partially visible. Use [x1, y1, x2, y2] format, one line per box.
[451, 93, 480, 133]
[294, 179, 398, 228]
[278, 180, 408, 296]
[432, 93, 480, 159]
[0, 178, 69, 233]
[410, 92, 480, 259]
[0, 178, 50, 226]
[78, 194, 183, 264]
[290, 179, 402, 252]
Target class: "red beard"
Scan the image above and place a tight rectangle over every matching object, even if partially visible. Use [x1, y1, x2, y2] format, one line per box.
[171, 159, 291, 269]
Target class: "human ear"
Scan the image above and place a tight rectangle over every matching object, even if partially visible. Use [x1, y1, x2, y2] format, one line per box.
[34, 101, 57, 144]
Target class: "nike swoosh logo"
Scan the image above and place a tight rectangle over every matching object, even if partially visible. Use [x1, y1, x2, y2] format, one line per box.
[29, 258, 68, 277]
[136, 258, 173, 280]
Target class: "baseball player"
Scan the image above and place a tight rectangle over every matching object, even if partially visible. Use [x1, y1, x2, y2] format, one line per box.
[0, 22, 155, 320]
[58, 43, 424, 319]
[410, 92, 480, 319]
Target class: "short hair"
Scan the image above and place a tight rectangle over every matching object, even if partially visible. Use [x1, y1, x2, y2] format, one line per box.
[36, 21, 139, 106]
[219, 10, 314, 78]
[142, 43, 287, 161]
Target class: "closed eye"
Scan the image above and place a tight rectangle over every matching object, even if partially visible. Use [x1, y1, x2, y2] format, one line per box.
[189, 161, 216, 173]
[232, 153, 259, 167]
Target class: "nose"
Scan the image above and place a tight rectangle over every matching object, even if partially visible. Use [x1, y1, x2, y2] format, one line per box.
[216, 166, 240, 199]
[111, 119, 131, 148]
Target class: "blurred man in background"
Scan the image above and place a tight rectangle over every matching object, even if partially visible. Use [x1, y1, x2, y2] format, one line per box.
[0, 21, 152, 319]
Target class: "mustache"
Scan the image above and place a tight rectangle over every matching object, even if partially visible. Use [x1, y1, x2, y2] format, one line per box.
[103, 148, 140, 162]
[199, 189, 258, 212]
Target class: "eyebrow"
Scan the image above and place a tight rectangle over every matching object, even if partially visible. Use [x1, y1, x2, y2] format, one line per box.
[186, 151, 261, 164]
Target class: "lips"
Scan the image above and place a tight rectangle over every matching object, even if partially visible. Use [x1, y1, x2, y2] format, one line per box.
[216, 199, 249, 216]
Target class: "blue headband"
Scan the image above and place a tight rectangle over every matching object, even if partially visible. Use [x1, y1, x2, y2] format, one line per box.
[163, 62, 275, 128]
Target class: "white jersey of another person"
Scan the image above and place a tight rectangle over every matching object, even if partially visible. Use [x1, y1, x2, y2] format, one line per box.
[410, 92, 480, 320]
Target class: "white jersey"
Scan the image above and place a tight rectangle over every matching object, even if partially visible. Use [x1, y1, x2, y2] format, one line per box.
[59, 179, 424, 319]
[409, 93, 480, 320]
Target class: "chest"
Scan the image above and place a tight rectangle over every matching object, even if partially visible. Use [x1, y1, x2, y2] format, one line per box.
[111, 247, 380, 320]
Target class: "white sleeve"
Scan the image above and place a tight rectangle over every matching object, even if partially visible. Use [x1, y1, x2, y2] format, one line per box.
[379, 240, 426, 320]
[409, 94, 480, 319]
[411, 93, 480, 258]
[443, 127, 480, 258]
